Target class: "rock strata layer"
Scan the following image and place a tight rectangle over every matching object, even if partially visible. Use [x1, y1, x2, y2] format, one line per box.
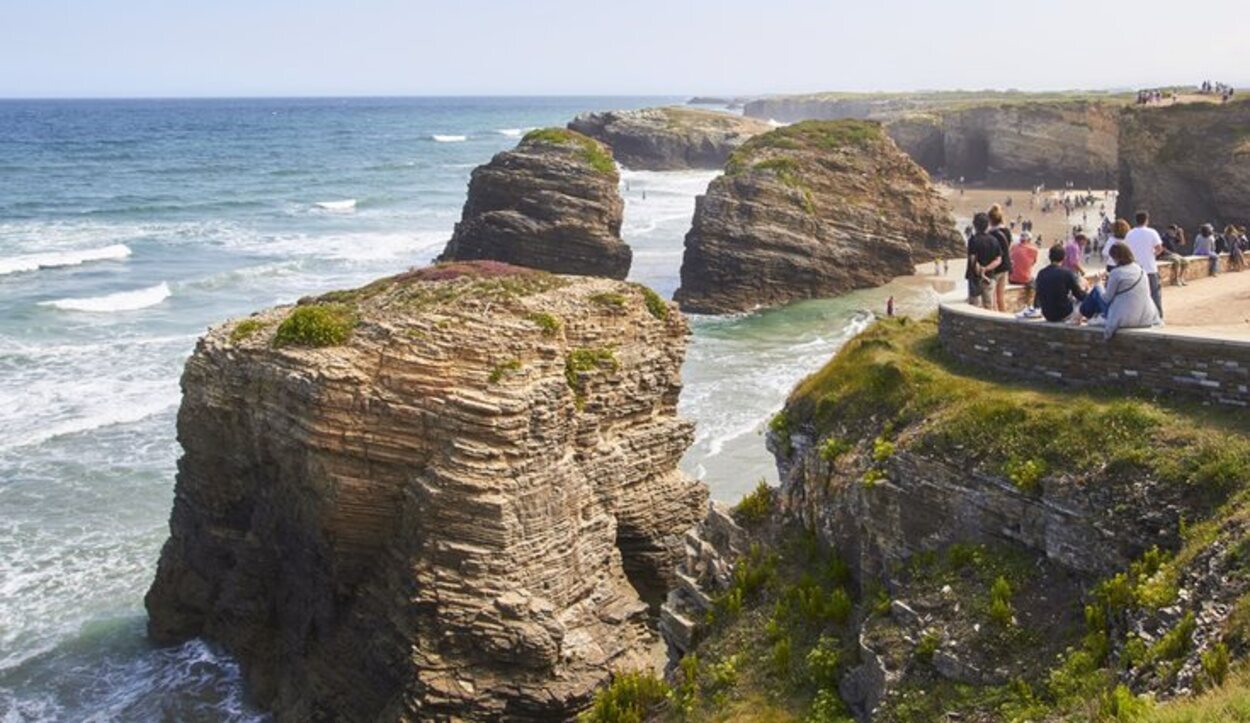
[145, 262, 707, 721]
[675, 120, 963, 314]
[1117, 99, 1250, 232]
[439, 129, 631, 279]
[568, 106, 772, 171]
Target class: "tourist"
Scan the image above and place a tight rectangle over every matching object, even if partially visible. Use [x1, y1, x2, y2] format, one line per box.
[1034, 243, 1087, 322]
[1063, 233, 1088, 276]
[1160, 224, 1190, 286]
[1124, 211, 1164, 317]
[1224, 225, 1245, 271]
[1009, 231, 1040, 312]
[1087, 243, 1162, 340]
[988, 204, 1014, 312]
[965, 212, 1002, 309]
[886, 296, 895, 317]
[1194, 224, 1220, 276]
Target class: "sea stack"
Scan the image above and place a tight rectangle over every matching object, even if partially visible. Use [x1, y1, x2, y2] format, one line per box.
[439, 129, 631, 279]
[1117, 99, 1250, 232]
[675, 120, 963, 314]
[568, 106, 772, 170]
[144, 261, 707, 721]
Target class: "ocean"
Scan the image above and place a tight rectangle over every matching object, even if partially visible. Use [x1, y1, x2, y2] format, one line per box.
[0, 96, 935, 720]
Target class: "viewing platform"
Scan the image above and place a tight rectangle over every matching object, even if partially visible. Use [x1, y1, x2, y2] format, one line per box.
[934, 253, 1250, 407]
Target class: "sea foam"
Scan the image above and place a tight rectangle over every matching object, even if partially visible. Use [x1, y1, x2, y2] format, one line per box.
[40, 282, 172, 313]
[312, 199, 357, 211]
[0, 244, 132, 276]
[432, 134, 468, 143]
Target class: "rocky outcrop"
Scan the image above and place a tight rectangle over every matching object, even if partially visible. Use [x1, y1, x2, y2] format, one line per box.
[145, 262, 708, 721]
[568, 107, 771, 171]
[674, 120, 963, 314]
[745, 93, 1123, 186]
[438, 129, 631, 279]
[1117, 99, 1250, 232]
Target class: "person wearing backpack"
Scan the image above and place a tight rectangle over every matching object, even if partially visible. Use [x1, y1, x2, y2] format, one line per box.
[987, 204, 1014, 311]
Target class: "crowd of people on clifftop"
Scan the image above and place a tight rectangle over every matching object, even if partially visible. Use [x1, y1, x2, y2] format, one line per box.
[964, 204, 1249, 340]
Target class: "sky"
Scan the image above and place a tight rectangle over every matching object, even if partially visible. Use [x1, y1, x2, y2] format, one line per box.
[1, 0, 1248, 98]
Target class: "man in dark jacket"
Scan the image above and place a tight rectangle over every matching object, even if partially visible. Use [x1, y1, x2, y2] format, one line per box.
[1034, 243, 1088, 322]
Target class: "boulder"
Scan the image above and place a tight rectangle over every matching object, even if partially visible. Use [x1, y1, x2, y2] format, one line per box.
[568, 106, 772, 171]
[439, 129, 631, 279]
[1116, 99, 1250, 232]
[674, 120, 963, 314]
[145, 261, 708, 721]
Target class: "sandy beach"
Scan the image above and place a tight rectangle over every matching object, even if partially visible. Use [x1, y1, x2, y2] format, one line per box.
[941, 184, 1116, 247]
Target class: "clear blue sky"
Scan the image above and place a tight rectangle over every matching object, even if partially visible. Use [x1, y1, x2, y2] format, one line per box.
[2, 0, 1247, 97]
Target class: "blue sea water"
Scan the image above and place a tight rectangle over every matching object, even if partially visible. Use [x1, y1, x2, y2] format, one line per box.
[0, 97, 926, 720]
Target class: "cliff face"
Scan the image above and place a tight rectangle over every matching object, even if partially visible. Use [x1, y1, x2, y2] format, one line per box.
[568, 106, 772, 171]
[145, 262, 707, 721]
[674, 120, 962, 315]
[745, 94, 1122, 187]
[1117, 99, 1250, 232]
[765, 318, 1250, 719]
[438, 129, 631, 279]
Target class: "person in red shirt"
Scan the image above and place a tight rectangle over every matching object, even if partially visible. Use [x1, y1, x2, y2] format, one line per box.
[1009, 231, 1040, 310]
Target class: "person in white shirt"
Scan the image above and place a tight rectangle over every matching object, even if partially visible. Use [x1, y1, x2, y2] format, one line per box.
[1124, 210, 1164, 317]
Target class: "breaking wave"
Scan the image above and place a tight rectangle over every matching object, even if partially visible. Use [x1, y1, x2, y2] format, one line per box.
[39, 282, 172, 313]
[0, 244, 132, 276]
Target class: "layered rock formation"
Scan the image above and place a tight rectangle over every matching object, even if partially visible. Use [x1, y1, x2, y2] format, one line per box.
[439, 129, 631, 279]
[674, 120, 963, 314]
[1117, 99, 1250, 232]
[567, 106, 771, 171]
[745, 93, 1123, 186]
[145, 262, 708, 721]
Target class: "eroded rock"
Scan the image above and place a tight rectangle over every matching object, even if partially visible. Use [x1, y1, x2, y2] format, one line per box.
[674, 120, 963, 314]
[568, 106, 772, 171]
[145, 262, 707, 721]
[439, 129, 631, 279]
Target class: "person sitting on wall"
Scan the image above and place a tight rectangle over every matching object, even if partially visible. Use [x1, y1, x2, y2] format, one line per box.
[1080, 243, 1162, 340]
[1009, 231, 1040, 315]
[965, 212, 1003, 309]
[1193, 224, 1221, 276]
[1160, 224, 1189, 286]
[1101, 219, 1131, 273]
[1034, 243, 1087, 323]
[1063, 233, 1088, 276]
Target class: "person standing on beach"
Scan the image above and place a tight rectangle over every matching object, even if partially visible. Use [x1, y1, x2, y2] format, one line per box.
[987, 204, 1013, 312]
[1124, 211, 1164, 317]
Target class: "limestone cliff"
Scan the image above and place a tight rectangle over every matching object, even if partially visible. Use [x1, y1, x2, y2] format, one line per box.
[438, 129, 631, 279]
[145, 262, 708, 721]
[568, 106, 772, 171]
[1117, 99, 1250, 232]
[674, 120, 963, 315]
[745, 93, 1123, 186]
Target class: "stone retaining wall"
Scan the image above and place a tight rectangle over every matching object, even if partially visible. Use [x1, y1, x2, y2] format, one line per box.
[938, 303, 1250, 407]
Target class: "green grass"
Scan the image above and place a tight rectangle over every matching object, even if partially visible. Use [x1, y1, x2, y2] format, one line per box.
[523, 127, 616, 175]
[229, 318, 265, 343]
[1144, 667, 1250, 722]
[589, 291, 628, 309]
[272, 304, 357, 348]
[564, 347, 619, 408]
[635, 284, 670, 321]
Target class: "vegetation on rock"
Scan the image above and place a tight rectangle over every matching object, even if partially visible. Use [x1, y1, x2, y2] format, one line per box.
[273, 304, 357, 348]
[523, 127, 616, 175]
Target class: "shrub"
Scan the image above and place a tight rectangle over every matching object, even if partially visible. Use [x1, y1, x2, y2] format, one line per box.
[589, 292, 628, 309]
[636, 285, 669, 320]
[770, 635, 793, 678]
[527, 312, 562, 336]
[273, 304, 356, 348]
[579, 670, 670, 723]
[230, 318, 264, 343]
[1100, 683, 1152, 721]
[805, 636, 841, 687]
[1149, 612, 1197, 663]
[915, 632, 940, 663]
[488, 359, 522, 384]
[806, 688, 851, 723]
[565, 347, 618, 393]
[988, 575, 1014, 627]
[1004, 457, 1047, 492]
[872, 436, 895, 463]
[820, 437, 852, 462]
[733, 480, 773, 526]
[769, 412, 793, 456]
[1201, 642, 1230, 688]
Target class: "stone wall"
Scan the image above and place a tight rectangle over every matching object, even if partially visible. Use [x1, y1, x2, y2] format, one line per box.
[938, 302, 1250, 407]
